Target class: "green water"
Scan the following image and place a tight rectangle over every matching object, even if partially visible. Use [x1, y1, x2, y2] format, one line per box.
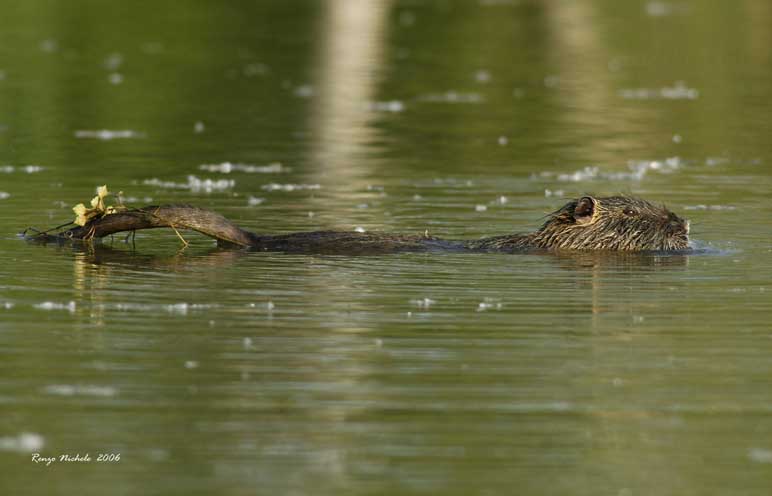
[2, 1, 772, 495]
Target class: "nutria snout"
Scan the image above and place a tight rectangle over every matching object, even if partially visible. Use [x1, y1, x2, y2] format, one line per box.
[529, 196, 690, 251]
[467, 196, 690, 252]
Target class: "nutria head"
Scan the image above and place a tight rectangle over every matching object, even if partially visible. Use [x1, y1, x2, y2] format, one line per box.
[531, 196, 690, 251]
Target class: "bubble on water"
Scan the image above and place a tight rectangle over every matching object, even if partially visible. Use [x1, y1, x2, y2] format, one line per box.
[496, 196, 508, 204]
[247, 196, 265, 206]
[194, 121, 205, 133]
[143, 175, 235, 193]
[672, 134, 682, 143]
[368, 100, 404, 112]
[748, 448, 772, 464]
[475, 205, 487, 212]
[200, 162, 286, 173]
[266, 301, 275, 311]
[103, 52, 123, 70]
[140, 41, 164, 54]
[537, 157, 683, 183]
[0, 432, 45, 453]
[412, 194, 422, 201]
[261, 183, 320, 192]
[34, 301, 76, 313]
[243, 337, 253, 349]
[75, 129, 142, 140]
[184, 360, 199, 369]
[497, 136, 508, 146]
[410, 298, 436, 309]
[1, 302, 14, 309]
[705, 157, 729, 167]
[544, 189, 564, 198]
[40, 39, 58, 53]
[0, 192, 9, 200]
[294, 84, 314, 98]
[419, 91, 484, 104]
[477, 298, 503, 312]
[1, 165, 44, 173]
[683, 205, 736, 211]
[243, 63, 268, 77]
[43, 384, 116, 397]
[619, 81, 698, 100]
[475, 70, 491, 83]
[108, 73, 123, 85]
[354, 227, 366, 233]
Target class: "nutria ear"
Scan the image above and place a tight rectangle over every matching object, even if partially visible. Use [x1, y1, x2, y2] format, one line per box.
[573, 196, 595, 224]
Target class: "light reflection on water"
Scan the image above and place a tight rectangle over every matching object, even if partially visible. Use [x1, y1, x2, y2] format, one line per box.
[2, 0, 772, 495]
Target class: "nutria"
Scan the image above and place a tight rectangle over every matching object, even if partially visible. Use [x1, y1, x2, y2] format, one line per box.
[27, 195, 690, 253]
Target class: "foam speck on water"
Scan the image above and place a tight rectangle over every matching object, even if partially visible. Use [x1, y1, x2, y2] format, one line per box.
[103, 52, 123, 70]
[293, 85, 314, 98]
[261, 183, 320, 192]
[544, 189, 564, 198]
[619, 81, 698, 100]
[0, 192, 9, 200]
[748, 448, 772, 464]
[475, 70, 491, 83]
[1, 302, 14, 309]
[537, 157, 683, 183]
[184, 361, 199, 369]
[143, 175, 235, 192]
[684, 205, 736, 211]
[1, 165, 44, 173]
[419, 91, 484, 104]
[354, 227, 366, 233]
[75, 130, 142, 140]
[475, 204, 488, 212]
[477, 298, 503, 312]
[194, 121, 205, 133]
[247, 196, 265, 206]
[39, 39, 58, 53]
[108, 73, 123, 85]
[43, 384, 117, 397]
[368, 100, 405, 112]
[410, 298, 436, 309]
[0, 432, 45, 453]
[199, 162, 286, 173]
[34, 301, 76, 313]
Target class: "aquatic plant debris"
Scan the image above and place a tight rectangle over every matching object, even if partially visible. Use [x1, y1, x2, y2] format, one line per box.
[72, 185, 124, 226]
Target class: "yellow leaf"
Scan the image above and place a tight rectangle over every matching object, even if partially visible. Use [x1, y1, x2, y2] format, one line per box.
[97, 185, 109, 199]
[90, 195, 100, 208]
[73, 203, 87, 216]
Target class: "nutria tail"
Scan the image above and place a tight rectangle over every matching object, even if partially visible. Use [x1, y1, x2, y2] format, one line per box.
[30, 205, 261, 247]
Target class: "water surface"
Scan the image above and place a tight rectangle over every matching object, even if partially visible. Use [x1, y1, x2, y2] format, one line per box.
[2, 1, 772, 495]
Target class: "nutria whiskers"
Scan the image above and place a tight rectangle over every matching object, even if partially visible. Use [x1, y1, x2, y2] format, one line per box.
[28, 195, 690, 254]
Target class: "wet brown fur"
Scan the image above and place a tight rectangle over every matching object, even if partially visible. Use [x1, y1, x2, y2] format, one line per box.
[29, 196, 690, 253]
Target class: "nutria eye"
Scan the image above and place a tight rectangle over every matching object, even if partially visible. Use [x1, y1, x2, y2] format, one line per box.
[623, 208, 637, 216]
